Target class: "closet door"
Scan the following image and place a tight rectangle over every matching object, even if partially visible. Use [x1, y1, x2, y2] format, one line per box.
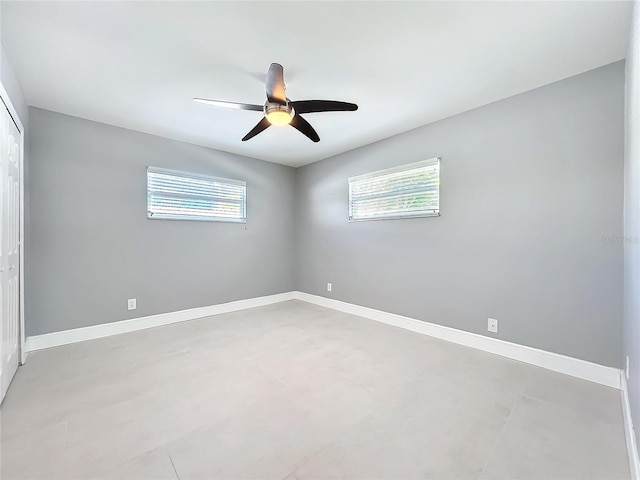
[1, 100, 21, 402]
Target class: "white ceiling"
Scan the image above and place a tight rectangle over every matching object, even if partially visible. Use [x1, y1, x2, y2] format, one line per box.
[1, 1, 632, 167]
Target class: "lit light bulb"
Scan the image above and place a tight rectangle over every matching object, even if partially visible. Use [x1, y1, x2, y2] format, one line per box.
[266, 110, 293, 125]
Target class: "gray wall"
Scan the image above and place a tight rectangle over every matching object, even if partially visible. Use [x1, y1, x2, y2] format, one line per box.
[27, 108, 296, 336]
[624, 0, 640, 456]
[296, 62, 625, 368]
[24, 62, 627, 370]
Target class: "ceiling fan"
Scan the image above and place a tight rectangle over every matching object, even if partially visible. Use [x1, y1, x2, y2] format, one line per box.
[194, 63, 358, 143]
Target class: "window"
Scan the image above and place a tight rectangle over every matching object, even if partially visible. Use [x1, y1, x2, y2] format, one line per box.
[147, 167, 246, 223]
[348, 158, 440, 221]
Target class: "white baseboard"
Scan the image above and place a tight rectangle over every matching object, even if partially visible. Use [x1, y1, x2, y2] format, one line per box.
[25, 290, 621, 391]
[622, 372, 640, 479]
[293, 292, 622, 389]
[25, 292, 297, 352]
[22, 290, 636, 473]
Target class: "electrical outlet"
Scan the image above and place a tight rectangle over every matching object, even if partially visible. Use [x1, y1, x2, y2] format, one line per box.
[128, 298, 137, 310]
[626, 355, 630, 380]
[488, 318, 498, 333]
[327, 283, 332, 292]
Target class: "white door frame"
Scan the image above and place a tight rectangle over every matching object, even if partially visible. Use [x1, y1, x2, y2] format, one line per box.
[0, 81, 26, 365]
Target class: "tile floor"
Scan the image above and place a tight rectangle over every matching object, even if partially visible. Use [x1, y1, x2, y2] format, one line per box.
[0, 300, 630, 479]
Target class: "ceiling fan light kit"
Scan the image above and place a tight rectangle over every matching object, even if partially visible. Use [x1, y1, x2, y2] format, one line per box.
[194, 63, 358, 143]
[265, 103, 294, 125]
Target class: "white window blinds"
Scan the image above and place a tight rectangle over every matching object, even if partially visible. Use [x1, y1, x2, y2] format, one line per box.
[147, 167, 246, 223]
[348, 158, 440, 221]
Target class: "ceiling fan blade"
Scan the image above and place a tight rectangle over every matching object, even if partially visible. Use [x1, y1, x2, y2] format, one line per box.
[193, 98, 263, 111]
[290, 114, 320, 142]
[266, 63, 287, 105]
[291, 100, 358, 114]
[242, 117, 271, 141]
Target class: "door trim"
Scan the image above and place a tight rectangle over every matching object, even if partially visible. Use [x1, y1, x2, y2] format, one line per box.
[0, 81, 26, 365]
